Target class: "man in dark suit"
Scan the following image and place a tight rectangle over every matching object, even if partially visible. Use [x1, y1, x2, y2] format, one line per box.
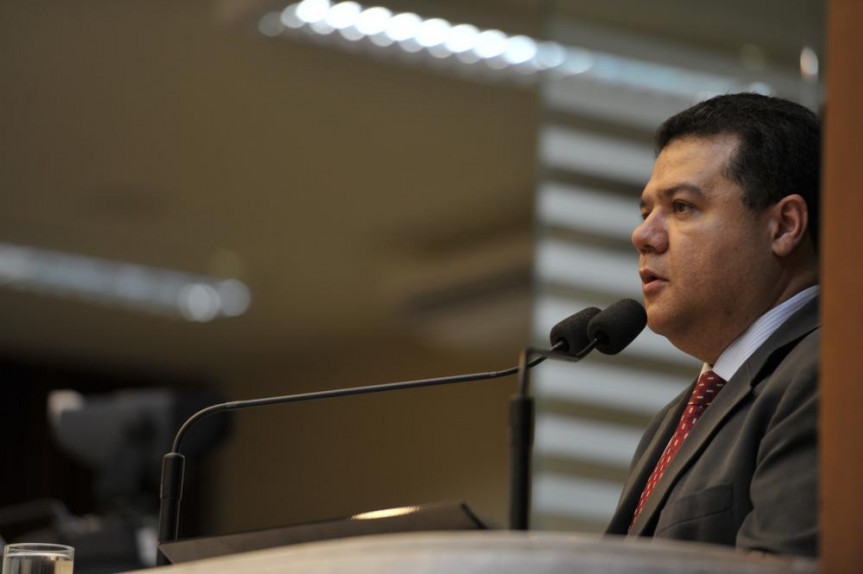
[606, 94, 820, 557]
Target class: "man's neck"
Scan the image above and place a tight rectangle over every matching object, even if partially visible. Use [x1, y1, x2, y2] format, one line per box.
[698, 266, 819, 364]
[703, 285, 820, 380]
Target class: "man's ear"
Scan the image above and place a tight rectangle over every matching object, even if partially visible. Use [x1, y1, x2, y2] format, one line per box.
[769, 194, 809, 257]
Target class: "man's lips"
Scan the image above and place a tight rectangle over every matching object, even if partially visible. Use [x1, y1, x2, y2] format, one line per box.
[638, 269, 668, 295]
[639, 269, 667, 285]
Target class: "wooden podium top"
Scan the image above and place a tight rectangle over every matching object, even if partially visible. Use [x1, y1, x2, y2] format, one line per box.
[128, 531, 818, 573]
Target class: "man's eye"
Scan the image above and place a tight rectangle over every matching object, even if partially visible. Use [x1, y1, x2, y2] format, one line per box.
[672, 201, 690, 213]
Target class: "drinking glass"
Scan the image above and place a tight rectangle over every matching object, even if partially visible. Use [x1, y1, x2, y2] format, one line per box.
[2, 544, 74, 574]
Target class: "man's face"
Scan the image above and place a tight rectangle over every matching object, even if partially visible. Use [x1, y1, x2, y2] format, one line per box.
[631, 135, 780, 362]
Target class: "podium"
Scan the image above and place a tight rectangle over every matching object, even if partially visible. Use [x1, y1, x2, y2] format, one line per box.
[157, 502, 484, 564]
[130, 531, 818, 573]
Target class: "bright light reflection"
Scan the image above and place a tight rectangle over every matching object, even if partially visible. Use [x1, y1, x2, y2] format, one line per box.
[503, 35, 536, 65]
[114, 265, 152, 302]
[0, 242, 251, 322]
[473, 29, 506, 59]
[456, 49, 481, 65]
[218, 279, 252, 317]
[416, 18, 449, 48]
[340, 27, 363, 41]
[444, 24, 479, 54]
[280, 5, 304, 29]
[385, 12, 421, 42]
[310, 19, 336, 34]
[352, 506, 419, 520]
[427, 44, 452, 59]
[179, 284, 222, 322]
[356, 6, 390, 36]
[559, 48, 593, 75]
[269, 1, 762, 95]
[536, 42, 566, 69]
[325, 2, 361, 29]
[399, 37, 423, 53]
[369, 31, 394, 47]
[296, 0, 330, 23]
[0, 246, 33, 283]
[800, 46, 819, 81]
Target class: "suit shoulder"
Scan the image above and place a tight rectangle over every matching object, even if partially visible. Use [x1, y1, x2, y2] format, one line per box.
[756, 326, 819, 408]
[771, 325, 818, 376]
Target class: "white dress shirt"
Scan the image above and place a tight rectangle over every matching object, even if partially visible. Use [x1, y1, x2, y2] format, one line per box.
[702, 285, 820, 380]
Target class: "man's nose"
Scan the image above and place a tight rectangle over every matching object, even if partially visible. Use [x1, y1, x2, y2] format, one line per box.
[631, 213, 668, 254]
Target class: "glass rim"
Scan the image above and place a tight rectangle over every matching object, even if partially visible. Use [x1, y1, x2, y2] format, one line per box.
[3, 543, 74, 556]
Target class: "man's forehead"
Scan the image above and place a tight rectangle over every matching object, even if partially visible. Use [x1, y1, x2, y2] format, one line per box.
[641, 135, 740, 199]
[655, 134, 739, 171]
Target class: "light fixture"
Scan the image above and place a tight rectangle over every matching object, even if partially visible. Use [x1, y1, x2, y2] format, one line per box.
[800, 46, 819, 83]
[259, 1, 768, 97]
[263, 0, 578, 81]
[0, 242, 251, 322]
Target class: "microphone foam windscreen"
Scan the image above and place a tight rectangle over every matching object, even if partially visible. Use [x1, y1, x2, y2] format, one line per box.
[587, 299, 647, 355]
[549, 307, 601, 355]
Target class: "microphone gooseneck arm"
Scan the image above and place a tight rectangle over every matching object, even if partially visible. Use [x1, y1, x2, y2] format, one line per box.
[170, 354, 551, 453]
[158, 351, 555, 554]
[516, 340, 598, 397]
[508, 299, 646, 531]
[508, 340, 596, 531]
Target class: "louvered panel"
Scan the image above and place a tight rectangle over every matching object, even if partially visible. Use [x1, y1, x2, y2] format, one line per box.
[534, 415, 644, 466]
[537, 182, 641, 240]
[538, 127, 655, 185]
[533, 474, 628, 522]
[534, 239, 640, 297]
[534, 361, 692, 416]
[544, 77, 697, 131]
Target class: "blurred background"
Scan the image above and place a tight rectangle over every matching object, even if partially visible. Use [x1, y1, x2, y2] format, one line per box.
[0, 0, 824, 571]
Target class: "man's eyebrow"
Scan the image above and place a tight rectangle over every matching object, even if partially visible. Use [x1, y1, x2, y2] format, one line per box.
[639, 184, 705, 209]
[658, 184, 705, 200]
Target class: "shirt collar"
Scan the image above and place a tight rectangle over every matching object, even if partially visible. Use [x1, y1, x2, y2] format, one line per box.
[701, 285, 820, 380]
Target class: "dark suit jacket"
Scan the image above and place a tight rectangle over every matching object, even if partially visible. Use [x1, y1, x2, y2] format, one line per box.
[605, 297, 819, 557]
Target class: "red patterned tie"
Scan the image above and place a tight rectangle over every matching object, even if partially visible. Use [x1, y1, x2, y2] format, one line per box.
[629, 370, 726, 530]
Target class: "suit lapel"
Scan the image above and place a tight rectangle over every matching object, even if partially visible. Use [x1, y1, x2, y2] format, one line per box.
[627, 297, 820, 536]
[606, 384, 692, 533]
[628, 369, 751, 535]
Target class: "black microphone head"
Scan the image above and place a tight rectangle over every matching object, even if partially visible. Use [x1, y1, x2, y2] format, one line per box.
[587, 299, 647, 355]
[549, 307, 601, 355]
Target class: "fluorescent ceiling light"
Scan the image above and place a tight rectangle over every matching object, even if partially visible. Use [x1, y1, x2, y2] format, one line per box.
[259, 0, 771, 95]
[0, 242, 251, 322]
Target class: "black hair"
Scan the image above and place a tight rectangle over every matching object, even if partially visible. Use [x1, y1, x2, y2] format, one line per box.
[656, 93, 821, 251]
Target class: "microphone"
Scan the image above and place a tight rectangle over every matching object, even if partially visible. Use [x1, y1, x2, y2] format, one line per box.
[549, 306, 601, 354]
[587, 298, 648, 355]
[156, 312, 591, 561]
[509, 298, 646, 530]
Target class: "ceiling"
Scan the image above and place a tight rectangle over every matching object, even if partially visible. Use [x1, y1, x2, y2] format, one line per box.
[0, 0, 544, 377]
[0, 0, 824, 378]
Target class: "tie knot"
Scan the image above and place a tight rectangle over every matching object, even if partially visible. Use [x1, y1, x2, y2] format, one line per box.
[688, 370, 726, 407]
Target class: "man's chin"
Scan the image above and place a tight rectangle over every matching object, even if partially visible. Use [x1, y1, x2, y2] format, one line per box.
[645, 307, 672, 337]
